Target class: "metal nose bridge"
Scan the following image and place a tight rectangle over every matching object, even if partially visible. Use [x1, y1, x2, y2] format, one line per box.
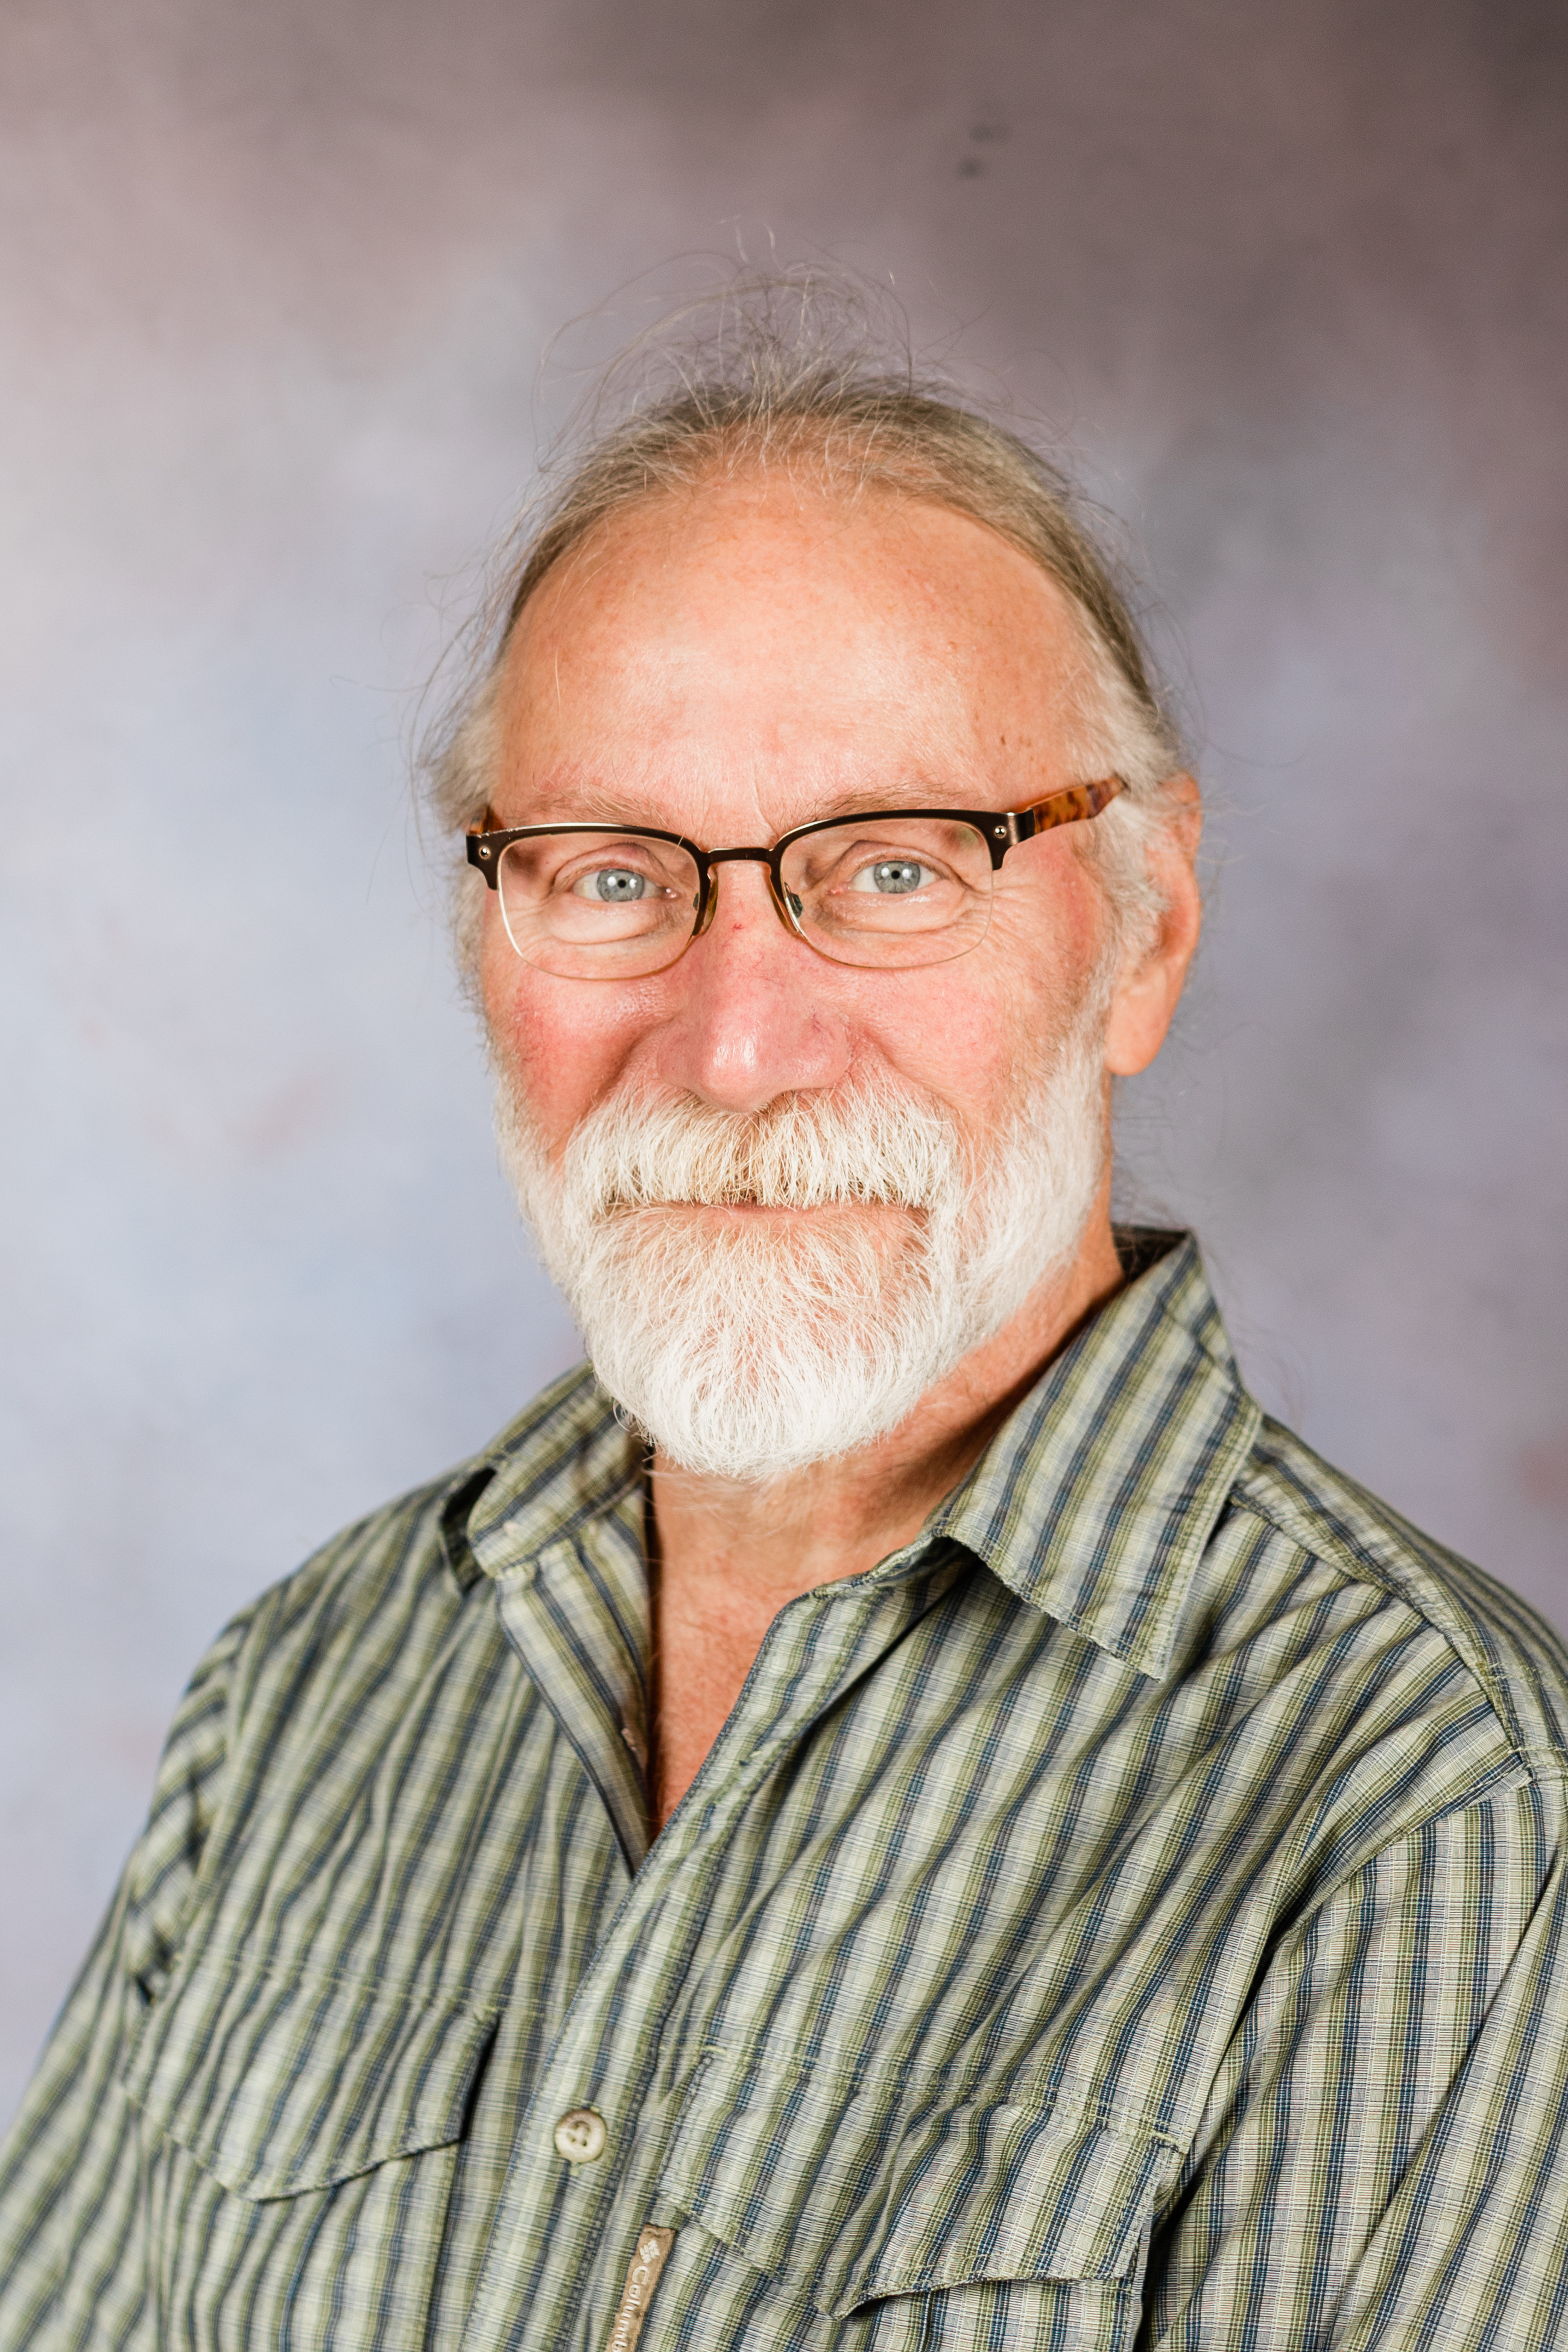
[693, 844, 798, 940]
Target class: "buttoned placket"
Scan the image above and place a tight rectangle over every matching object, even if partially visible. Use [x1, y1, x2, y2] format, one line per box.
[456, 1503, 972, 2352]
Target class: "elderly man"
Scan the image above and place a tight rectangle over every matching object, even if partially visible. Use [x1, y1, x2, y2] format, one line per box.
[4, 316, 1568, 2352]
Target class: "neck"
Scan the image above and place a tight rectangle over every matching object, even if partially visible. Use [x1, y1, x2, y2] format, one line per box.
[643, 1195, 1125, 1827]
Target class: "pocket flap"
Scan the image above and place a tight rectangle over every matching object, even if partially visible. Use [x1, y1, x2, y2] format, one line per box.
[662, 2054, 1172, 2318]
[120, 1956, 496, 2200]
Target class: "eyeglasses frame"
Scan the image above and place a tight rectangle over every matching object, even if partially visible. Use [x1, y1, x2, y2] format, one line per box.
[465, 773, 1125, 973]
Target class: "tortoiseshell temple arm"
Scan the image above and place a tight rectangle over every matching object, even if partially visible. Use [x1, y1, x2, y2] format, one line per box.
[1005, 774, 1125, 852]
[958, 775, 1125, 868]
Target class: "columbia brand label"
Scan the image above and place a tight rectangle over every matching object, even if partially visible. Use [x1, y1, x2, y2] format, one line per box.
[604, 2225, 674, 2352]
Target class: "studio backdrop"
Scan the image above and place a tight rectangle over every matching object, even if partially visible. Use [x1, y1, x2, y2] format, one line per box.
[2, 0, 1564, 2121]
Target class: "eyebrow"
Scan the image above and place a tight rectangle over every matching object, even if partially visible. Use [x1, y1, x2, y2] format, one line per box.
[783, 783, 988, 825]
[499, 783, 665, 829]
[502, 777, 992, 839]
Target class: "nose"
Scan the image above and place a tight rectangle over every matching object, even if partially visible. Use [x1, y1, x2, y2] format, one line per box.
[654, 857, 853, 1113]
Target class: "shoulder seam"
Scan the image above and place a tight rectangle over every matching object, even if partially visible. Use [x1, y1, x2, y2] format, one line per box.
[1227, 1485, 1538, 1760]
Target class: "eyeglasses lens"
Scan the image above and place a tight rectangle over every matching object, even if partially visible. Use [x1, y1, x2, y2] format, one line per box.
[779, 817, 994, 968]
[497, 833, 702, 978]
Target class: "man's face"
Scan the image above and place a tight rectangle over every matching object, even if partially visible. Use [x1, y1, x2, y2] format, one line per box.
[478, 475, 1187, 1476]
[481, 476, 1122, 1159]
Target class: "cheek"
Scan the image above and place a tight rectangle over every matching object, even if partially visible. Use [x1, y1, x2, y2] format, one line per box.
[480, 929, 665, 1142]
[886, 866, 1105, 1112]
[862, 973, 1025, 1133]
[988, 851, 1109, 1011]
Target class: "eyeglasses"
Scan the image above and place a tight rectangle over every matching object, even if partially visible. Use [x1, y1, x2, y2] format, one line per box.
[466, 776, 1124, 979]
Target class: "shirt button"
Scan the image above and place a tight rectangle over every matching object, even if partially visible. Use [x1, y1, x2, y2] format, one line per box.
[553, 2107, 609, 2164]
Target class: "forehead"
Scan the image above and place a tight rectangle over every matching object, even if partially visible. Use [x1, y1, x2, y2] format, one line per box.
[491, 475, 1088, 830]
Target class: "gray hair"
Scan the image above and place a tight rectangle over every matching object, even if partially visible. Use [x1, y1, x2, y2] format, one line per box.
[423, 273, 1187, 976]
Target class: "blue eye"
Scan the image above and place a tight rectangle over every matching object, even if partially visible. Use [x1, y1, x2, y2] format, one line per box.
[849, 858, 934, 896]
[578, 867, 653, 902]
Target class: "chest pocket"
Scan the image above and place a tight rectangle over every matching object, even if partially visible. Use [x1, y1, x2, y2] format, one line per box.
[120, 1952, 496, 2198]
[660, 2052, 1174, 2348]
[117, 1954, 496, 2350]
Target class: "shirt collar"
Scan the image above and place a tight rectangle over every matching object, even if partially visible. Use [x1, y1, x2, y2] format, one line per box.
[925, 1231, 1260, 1678]
[447, 1230, 1260, 1683]
[450, 1367, 645, 1591]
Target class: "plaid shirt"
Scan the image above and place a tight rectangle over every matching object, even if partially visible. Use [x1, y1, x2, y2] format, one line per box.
[4, 1233, 1568, 2351]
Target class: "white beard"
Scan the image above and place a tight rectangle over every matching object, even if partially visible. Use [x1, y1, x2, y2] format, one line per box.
[493, 1020, 1108, 1484]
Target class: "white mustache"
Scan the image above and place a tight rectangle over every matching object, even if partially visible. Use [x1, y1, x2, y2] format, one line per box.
[561, 1081, 970, 1219]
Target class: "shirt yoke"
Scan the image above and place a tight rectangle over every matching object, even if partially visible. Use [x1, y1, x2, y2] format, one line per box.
[1229, 1414, 1568, 1777]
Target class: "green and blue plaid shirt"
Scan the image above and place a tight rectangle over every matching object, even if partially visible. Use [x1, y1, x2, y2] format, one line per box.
[4, 1233, 1568, 2350]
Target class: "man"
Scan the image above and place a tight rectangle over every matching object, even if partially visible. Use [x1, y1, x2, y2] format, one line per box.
[4, 308, 1568, 2352]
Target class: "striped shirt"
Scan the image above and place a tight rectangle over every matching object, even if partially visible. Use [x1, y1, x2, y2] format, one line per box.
[4, 1232, 1568, 2350]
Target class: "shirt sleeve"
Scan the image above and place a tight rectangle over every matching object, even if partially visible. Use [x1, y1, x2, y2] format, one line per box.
[0, 1607, 253, 2349]
[1145, 1780, 1568, 2349]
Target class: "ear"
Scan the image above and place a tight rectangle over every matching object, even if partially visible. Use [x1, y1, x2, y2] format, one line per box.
[1102, 775, 1203, 1078]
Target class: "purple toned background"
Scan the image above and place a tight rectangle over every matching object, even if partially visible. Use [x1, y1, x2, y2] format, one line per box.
[2, 0, 1564, 2119]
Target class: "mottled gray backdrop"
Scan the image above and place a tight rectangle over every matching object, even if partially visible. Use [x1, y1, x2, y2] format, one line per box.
[2, 0, 1564, 2117]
